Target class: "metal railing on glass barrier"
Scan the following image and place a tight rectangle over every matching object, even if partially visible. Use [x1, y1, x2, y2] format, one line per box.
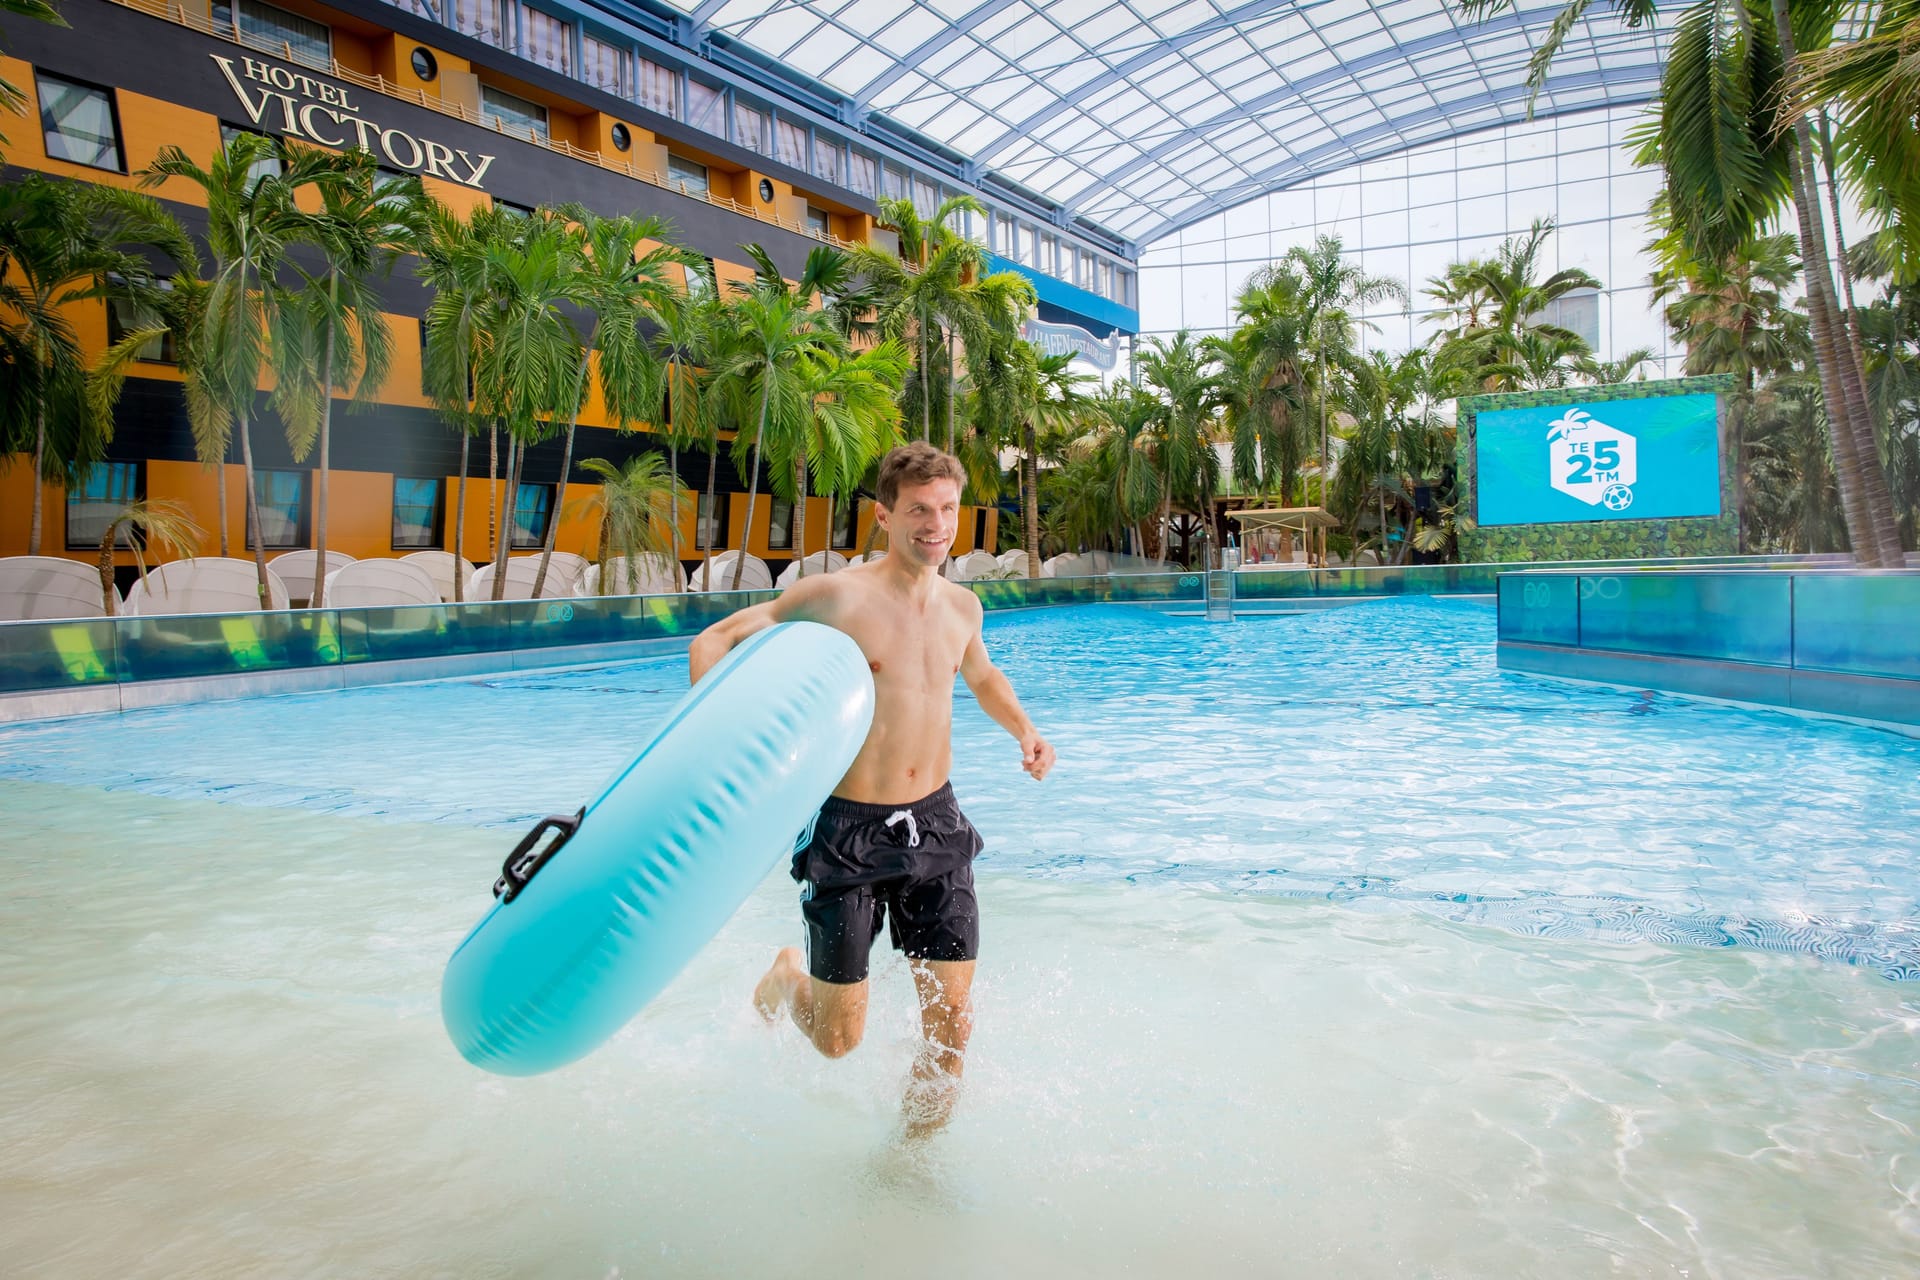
[1496, 569, 1920, 683]
[0, 574, 1208, 698]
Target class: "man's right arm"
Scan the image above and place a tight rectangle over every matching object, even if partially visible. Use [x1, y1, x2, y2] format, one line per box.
[686, 575, 835, 685]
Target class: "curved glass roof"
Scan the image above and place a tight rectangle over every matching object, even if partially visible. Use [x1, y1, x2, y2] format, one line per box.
[657, 0, 1672, 249]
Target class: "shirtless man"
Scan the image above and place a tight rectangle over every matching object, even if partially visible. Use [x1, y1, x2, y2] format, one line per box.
[688, 442, 1054, 1136]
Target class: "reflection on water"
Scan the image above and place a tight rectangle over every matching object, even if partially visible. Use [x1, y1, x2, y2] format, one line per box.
[2, 599, 1919, 1275]
[2, 779, 1918, 1277]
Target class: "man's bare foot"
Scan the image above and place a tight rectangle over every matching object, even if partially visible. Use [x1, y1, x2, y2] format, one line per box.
[753, 946, 806, 1022]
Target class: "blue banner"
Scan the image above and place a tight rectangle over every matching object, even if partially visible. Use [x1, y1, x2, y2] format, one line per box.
[1475, 392, 1721, 526]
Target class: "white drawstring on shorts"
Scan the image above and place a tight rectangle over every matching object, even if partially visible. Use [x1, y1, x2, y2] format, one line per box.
[885, 809, 921, 848]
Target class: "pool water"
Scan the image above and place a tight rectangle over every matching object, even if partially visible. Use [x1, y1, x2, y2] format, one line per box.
[2, 599, 1917, 1276]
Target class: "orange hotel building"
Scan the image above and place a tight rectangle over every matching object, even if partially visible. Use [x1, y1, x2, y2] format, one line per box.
[0, 0, 1139, 582]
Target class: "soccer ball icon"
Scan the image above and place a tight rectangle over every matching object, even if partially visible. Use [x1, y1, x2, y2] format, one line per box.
[1601, 483, 1634, 511]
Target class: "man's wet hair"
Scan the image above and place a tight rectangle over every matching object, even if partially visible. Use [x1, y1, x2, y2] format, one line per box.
[876, 442, 966, 509]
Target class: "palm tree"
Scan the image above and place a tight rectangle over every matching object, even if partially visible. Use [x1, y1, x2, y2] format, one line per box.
[416, 200, 517, 602]
[0, 175, 190, 554]
[143, 133, 341, 605]
[1430, 220, 1600, 390]
[853, 194, 995, 450]
[270, 155, 407, 608]
[1284, 235, 1405, 497]
[467, 209, 583, 599]
[651, 291, 718, 589]
[1137, 330, 1222, 565]
[1212, 265, 1312, 509]
[91, 496, 203, 616]
[569, 454, 684, 594]
[709, 288, 845, 588]
[774, 340, 911, 575]
[529, 210, 688, 599]
[1652, 234, 1807, 389]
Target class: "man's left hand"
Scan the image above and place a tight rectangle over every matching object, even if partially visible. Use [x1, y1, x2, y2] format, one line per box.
[1019, 731, 1055, 782]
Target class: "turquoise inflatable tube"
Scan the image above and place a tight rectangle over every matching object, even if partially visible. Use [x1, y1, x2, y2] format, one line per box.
[441, 621, 875, 1076]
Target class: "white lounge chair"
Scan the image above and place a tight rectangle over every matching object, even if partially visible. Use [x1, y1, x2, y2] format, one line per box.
[398, 551, 476, 603]
[268, 550, 354, 605]
[321, 559, 443, 608]
[123, 558, 291, 614]
[852, 548, 888, 565]
[774, 550, 848, 589]
[519, 551, 588, 594]
[688, 551, 773, 592]
[997, 548, 1037, 577]
[579, 554, 687, 597]
[949, 550, 1001, 582]
[0, 555, 115, 620]
[469, 557, 575, 600]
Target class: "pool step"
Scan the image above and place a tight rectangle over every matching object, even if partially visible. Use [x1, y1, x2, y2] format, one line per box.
[1205, 570, 1235, 622]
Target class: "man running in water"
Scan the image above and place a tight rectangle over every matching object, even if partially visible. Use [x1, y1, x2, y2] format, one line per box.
[688, 442, 1054, 1137]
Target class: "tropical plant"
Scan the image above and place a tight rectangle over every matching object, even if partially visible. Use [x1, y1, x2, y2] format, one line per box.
[1137, 330, 1222, 565]
[1284, 234, 1407, 495]
[709, 288, 845, 588]
[771, 340, 911, 575]
[1427, 219, 1600, 390]
[529, 209, 688, 599]
[651, 291, 718, 589]
[270, 154, 408, 608]
[143, 132, 346, 604]
[569, 454, 685, 594]
[0, 174, 191, 554]
[91, 496, 203, 617]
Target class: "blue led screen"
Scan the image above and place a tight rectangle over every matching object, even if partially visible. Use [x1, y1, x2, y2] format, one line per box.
[1474, 392, 1722, 527]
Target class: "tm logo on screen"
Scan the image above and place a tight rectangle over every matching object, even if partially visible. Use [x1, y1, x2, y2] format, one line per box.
[1547, 408, 1637, 512]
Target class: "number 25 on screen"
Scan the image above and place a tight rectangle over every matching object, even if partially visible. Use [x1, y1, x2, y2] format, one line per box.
[1565, 440, 1621, 484]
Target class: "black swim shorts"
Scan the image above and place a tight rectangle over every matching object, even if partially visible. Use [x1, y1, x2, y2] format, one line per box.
[790, 782, 984, 985]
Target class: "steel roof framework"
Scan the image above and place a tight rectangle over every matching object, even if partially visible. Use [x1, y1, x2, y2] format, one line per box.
[642, 0, 1673, 250]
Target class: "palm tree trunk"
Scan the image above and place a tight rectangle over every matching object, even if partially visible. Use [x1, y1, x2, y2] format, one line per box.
[492, 433, 520, 600]
[237, 409, 271, 606]
[1770, 0, 1903, 566]
[1023, 421, 1041, 578]
[533, 356, 591, 600]
[668, 443, 683, 590]
[311, 329, 334, 609]
[1815, 111, 1868, 390]
[733, 382, 770, 590]
[487, 422, 499, 566]
[28, 398, 45, 556]
[216, 456, 231, 557]
[700, 438, 719, 590]
[452, 430, 469, 603]
[944, 332, 955, 454]
[793, 456, 808, 578]
[99, 523, 119, 617]
[920, 320, 931, 443]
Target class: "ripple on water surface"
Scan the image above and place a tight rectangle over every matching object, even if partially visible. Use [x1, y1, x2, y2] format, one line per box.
[1, 598, 1916, 976]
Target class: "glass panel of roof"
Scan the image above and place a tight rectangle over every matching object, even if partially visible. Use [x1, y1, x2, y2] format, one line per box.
[874, 8, 947, 55]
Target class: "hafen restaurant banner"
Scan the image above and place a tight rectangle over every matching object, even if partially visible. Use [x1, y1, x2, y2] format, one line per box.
[1473, 391, 1722, 527]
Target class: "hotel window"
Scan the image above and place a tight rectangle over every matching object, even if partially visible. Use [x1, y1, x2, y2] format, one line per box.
[581, 34, 626, 95]
[495, 198, 535, 218]
[1037, 233, 1058, 276]
[733, 102, 767, 154]
[849, 152, 876, 200]
[881, 164, 907, 201]
[219, 123, 282, 189]
[248, 470, 308, 550]
[453, 0, 504, 45]
[831, 498, 855, 549]
[911, 177, 938, 218]
[66, 462, 142, 550]
[392, 478, 444, 550]
[37, 73, 122, 172]
[766, 499, 793, 550]
[696, 491, 725, 549]
[518, 5, 572, 76]
[686, 80, 725, 138]
[774, 119, 806, 171]
[634, 56, 677, 119]
[973, 510, 989, 551]
[511, 483, 552, 549]
[215, 0, 331, 68]
[812, 138, 842, 186]
[682, 257, 716, 300]
[106, 277, 175, 364]
[666, 154, 709, 198]
[804, 206, 829, 237]
[482, 86, 548, 143]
